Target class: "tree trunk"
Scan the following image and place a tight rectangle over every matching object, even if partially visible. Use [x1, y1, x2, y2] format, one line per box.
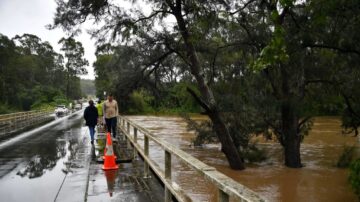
[170, 1, 245, 170]
[66, 66, 70, 99]
[208, 108, 245, 169]
[280, 65, 302, 168]
[282, 100, 302, 168]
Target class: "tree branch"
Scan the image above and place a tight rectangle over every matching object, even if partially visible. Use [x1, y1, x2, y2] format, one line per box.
[133, 10, 170, 24]
[209, 41, 258, 85]
[186, 87, 211, 112]
[229, 0, 257, 15]
[304, 44, 360, 55]
[304, 79, 339, 87]
[140, 50, 174, 77]
[298, 116, 311, 130]
[262, 67, 281, 99]
[342, 93, 360, 120]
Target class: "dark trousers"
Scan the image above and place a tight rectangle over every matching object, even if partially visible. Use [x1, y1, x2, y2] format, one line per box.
[88, 126, 95, 141]
[105, 117, 117, 137]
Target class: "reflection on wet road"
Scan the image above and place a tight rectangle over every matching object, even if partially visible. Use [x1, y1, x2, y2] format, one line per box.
[128, 116, 359, 202]
[0, 111, 88, 202]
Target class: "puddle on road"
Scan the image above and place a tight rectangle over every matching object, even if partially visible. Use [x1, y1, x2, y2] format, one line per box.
[128, 115, 359, 202]
[0, 113, 88, 202]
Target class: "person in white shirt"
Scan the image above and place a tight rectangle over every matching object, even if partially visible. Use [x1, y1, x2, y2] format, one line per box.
[103, 94, 119, 138]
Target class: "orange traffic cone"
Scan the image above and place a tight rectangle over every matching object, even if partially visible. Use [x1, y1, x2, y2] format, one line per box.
[102, 132, 119, 170]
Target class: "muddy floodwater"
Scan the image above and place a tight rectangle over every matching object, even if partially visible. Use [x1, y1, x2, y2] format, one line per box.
[128, 116, 358, 202]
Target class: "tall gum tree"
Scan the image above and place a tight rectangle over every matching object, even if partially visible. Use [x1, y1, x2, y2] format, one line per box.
[58, 37, 88, 99]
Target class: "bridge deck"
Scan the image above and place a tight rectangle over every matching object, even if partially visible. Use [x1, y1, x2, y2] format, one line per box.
[86, 131, 164, 202]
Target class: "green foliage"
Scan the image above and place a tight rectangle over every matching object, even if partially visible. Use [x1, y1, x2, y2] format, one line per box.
[182, 113, 267, 163]
[159, 83, 201, 113]
[279, 0, 294, 7]
[92, 43, 200, 114]
[349, 159, 360, 199]
[58, 37, 88, 99]
[302, 85, 344, 116]
[128, 89, 154, 114]
[0, 33, 82, 112]
[243, 145, 267, 163]
[80, 79, 96, 96]
[53, 95, 70, 105]
[0, 103, 17, 114]
[337, 146, 356, 168]
[93, 54, 113, 99]
[182, 114, 217, 146]
[253, 26, 289, 71]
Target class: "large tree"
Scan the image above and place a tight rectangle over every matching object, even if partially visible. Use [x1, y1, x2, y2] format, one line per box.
[58, 37, 88, 99]
[245, 0, 360, 167]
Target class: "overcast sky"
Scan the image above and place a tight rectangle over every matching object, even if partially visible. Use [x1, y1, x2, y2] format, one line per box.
[0, 0, 96, 80]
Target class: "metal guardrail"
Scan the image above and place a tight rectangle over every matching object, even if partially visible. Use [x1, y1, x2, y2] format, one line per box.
[0, 110, 53, 136]
[118, 116, 266, 202]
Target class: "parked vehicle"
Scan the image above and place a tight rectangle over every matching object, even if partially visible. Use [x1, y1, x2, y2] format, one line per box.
[74, 103, 82, 110]
[55, 105, 69, 116]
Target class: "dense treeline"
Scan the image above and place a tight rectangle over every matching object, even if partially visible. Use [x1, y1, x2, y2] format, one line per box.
[0, 33, 87, 113]
[80, 79, 96, 97]
[51, 0, 360, 171]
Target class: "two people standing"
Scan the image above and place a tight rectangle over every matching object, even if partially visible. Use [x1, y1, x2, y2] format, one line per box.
[84, 95, 118, 144]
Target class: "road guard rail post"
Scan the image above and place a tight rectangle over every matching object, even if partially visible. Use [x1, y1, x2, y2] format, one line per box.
[0, 110, 53, 136]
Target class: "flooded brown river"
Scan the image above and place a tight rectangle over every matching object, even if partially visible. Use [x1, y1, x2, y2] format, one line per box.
[128, 116, 358, 202]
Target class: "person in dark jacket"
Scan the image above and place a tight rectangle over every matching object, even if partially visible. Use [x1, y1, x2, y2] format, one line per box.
[84, 100, 98, 144]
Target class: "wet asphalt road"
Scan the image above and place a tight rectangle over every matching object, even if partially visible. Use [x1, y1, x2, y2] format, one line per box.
[0, 111, 89, 202]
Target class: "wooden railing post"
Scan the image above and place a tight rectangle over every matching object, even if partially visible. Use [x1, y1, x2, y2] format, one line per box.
[165, 150, 172, 202]
[124, 122, 130, 142]
[127, 122, 130, 133]
[126, 125, 131, 149]
[218, 189, 229, 202]
[144, 135, 150, 178]
[133, 128, 138, 159]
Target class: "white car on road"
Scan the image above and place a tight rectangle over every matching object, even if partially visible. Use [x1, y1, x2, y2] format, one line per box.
[55, 105, 69, 116]
[74, 103, 82, 110]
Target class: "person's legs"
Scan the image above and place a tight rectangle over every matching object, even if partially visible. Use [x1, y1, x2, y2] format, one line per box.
[105, 118, 111, 133]
[89, 126, 95, 144]
[111, 117, 117, 138]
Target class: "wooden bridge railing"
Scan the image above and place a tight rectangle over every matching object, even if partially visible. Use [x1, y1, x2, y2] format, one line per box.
[0, 110, 53, 136]
[118, 116, 266, 202]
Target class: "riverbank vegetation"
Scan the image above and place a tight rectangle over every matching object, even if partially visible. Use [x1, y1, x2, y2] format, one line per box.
[51, 0, 360, 170]
[349, 159, 360, 200]
[0, 33, 88, 114]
